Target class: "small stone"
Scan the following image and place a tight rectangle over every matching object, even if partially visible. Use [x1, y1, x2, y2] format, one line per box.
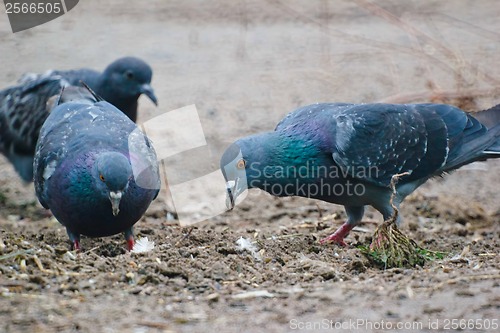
[63, 251, 76, 261]
[206, 293, 220, 302]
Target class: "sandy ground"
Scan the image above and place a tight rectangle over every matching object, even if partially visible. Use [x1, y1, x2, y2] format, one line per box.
[0, 1, 499, 332]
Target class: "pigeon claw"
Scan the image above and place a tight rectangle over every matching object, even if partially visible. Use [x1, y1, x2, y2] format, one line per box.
[319, 234, 348, 247]
[126, 238, 135, 251]
[72, 239, 81, 251]
[319, 222, 354, 247]
[67, 229, 81, 251]
[125, 228, 135, 251]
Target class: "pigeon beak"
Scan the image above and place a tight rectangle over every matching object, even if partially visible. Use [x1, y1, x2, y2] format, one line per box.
[225, 178, 241, 211]
[109, 191, 123, 216]
[140, 84, 158, 106]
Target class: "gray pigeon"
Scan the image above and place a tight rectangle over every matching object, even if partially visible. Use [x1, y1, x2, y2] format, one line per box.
[0, 57, 158, 182]
[221, 103, 500, 246]
[34, 86, 160, 250]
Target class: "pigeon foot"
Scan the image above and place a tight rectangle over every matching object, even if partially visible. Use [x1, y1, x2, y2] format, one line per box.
[125, 228, 134, 251]
[126, 238, 135, 251]
[319, 222, 354, 247]
[72, 239, 81, 251]
[67, 229, 81, 251]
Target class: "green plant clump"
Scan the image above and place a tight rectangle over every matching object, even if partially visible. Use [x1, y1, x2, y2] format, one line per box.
[359, 173, 446, 269]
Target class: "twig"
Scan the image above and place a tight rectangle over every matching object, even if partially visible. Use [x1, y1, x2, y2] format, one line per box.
[386, 172, 410, 225]
[81, 246, 101, 255]
[32, 254, 56, 274]
[174, 227, 194, 247]
[315, 203, 323, 218]
[136, 321, 171, 329]
[0, 249, 34, 261]
[265, 233, 305, 241]
[353, 0, 500, 86]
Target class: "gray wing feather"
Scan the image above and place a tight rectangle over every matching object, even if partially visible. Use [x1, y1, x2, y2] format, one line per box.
[275, 103, 353, 131]
[331, 104, 429, 186]
[330, 103, 486, 187]
[0, 76, 69, 181]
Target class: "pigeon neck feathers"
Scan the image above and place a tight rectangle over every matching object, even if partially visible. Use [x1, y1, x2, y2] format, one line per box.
[237, 131, 331, 191]
[92, 57, 154, 122]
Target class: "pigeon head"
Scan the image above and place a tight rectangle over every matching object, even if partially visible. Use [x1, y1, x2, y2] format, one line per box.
[102, 57, 158, 106]
[221, 133, 293, 210]
[221, 130, 331, 209]
[93, 152, 133, 216]
[220, 142, 248, 210]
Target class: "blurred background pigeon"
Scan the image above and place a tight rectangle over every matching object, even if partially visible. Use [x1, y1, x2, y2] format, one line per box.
[0, 57, 158, 182]
[34, 86, 161, 250]
[221, 103, 500, 246]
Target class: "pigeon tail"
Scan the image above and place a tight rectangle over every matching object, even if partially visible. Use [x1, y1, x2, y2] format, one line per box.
[484, 137, 500, 155]
[441, 105, 500, 171]
[476, 104, 500, 155]
[473, 104, 500, 157]
[79, 81, 104, 102]
[472, 104, 500, 129]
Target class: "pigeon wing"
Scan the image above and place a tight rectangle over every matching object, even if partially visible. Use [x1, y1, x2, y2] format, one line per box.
[51, 68, 101, 87]
[0, 76, 68, 181]
[21, 68, 101, 88]
[275, 103, 354, 131]
[329, 103, 468, 187]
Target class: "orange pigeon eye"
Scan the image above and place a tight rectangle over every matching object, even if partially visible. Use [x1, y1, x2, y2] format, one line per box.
[236, 159, 246, 169]
[100, 174, 105, 182]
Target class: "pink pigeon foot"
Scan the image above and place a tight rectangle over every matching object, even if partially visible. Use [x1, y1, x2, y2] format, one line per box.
[319, 222, 355, 247]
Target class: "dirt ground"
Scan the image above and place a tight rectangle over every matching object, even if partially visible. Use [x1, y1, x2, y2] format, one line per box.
[0, 1, 499, 332]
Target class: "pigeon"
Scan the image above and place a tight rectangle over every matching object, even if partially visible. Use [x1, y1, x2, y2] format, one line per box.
[18, 56, 158, 122]
[221, 103, 500, 246]
[0, 57, 158, 182]
[33, 86, 161, 250]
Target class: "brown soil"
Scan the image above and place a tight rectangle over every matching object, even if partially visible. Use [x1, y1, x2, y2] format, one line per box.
[0, 1, 499, 332]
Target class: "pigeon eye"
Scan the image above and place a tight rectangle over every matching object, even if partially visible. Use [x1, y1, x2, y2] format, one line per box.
[100, 174, 105, 182]
[124, 71, 134, 80]
[236, 159, 246, 169]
